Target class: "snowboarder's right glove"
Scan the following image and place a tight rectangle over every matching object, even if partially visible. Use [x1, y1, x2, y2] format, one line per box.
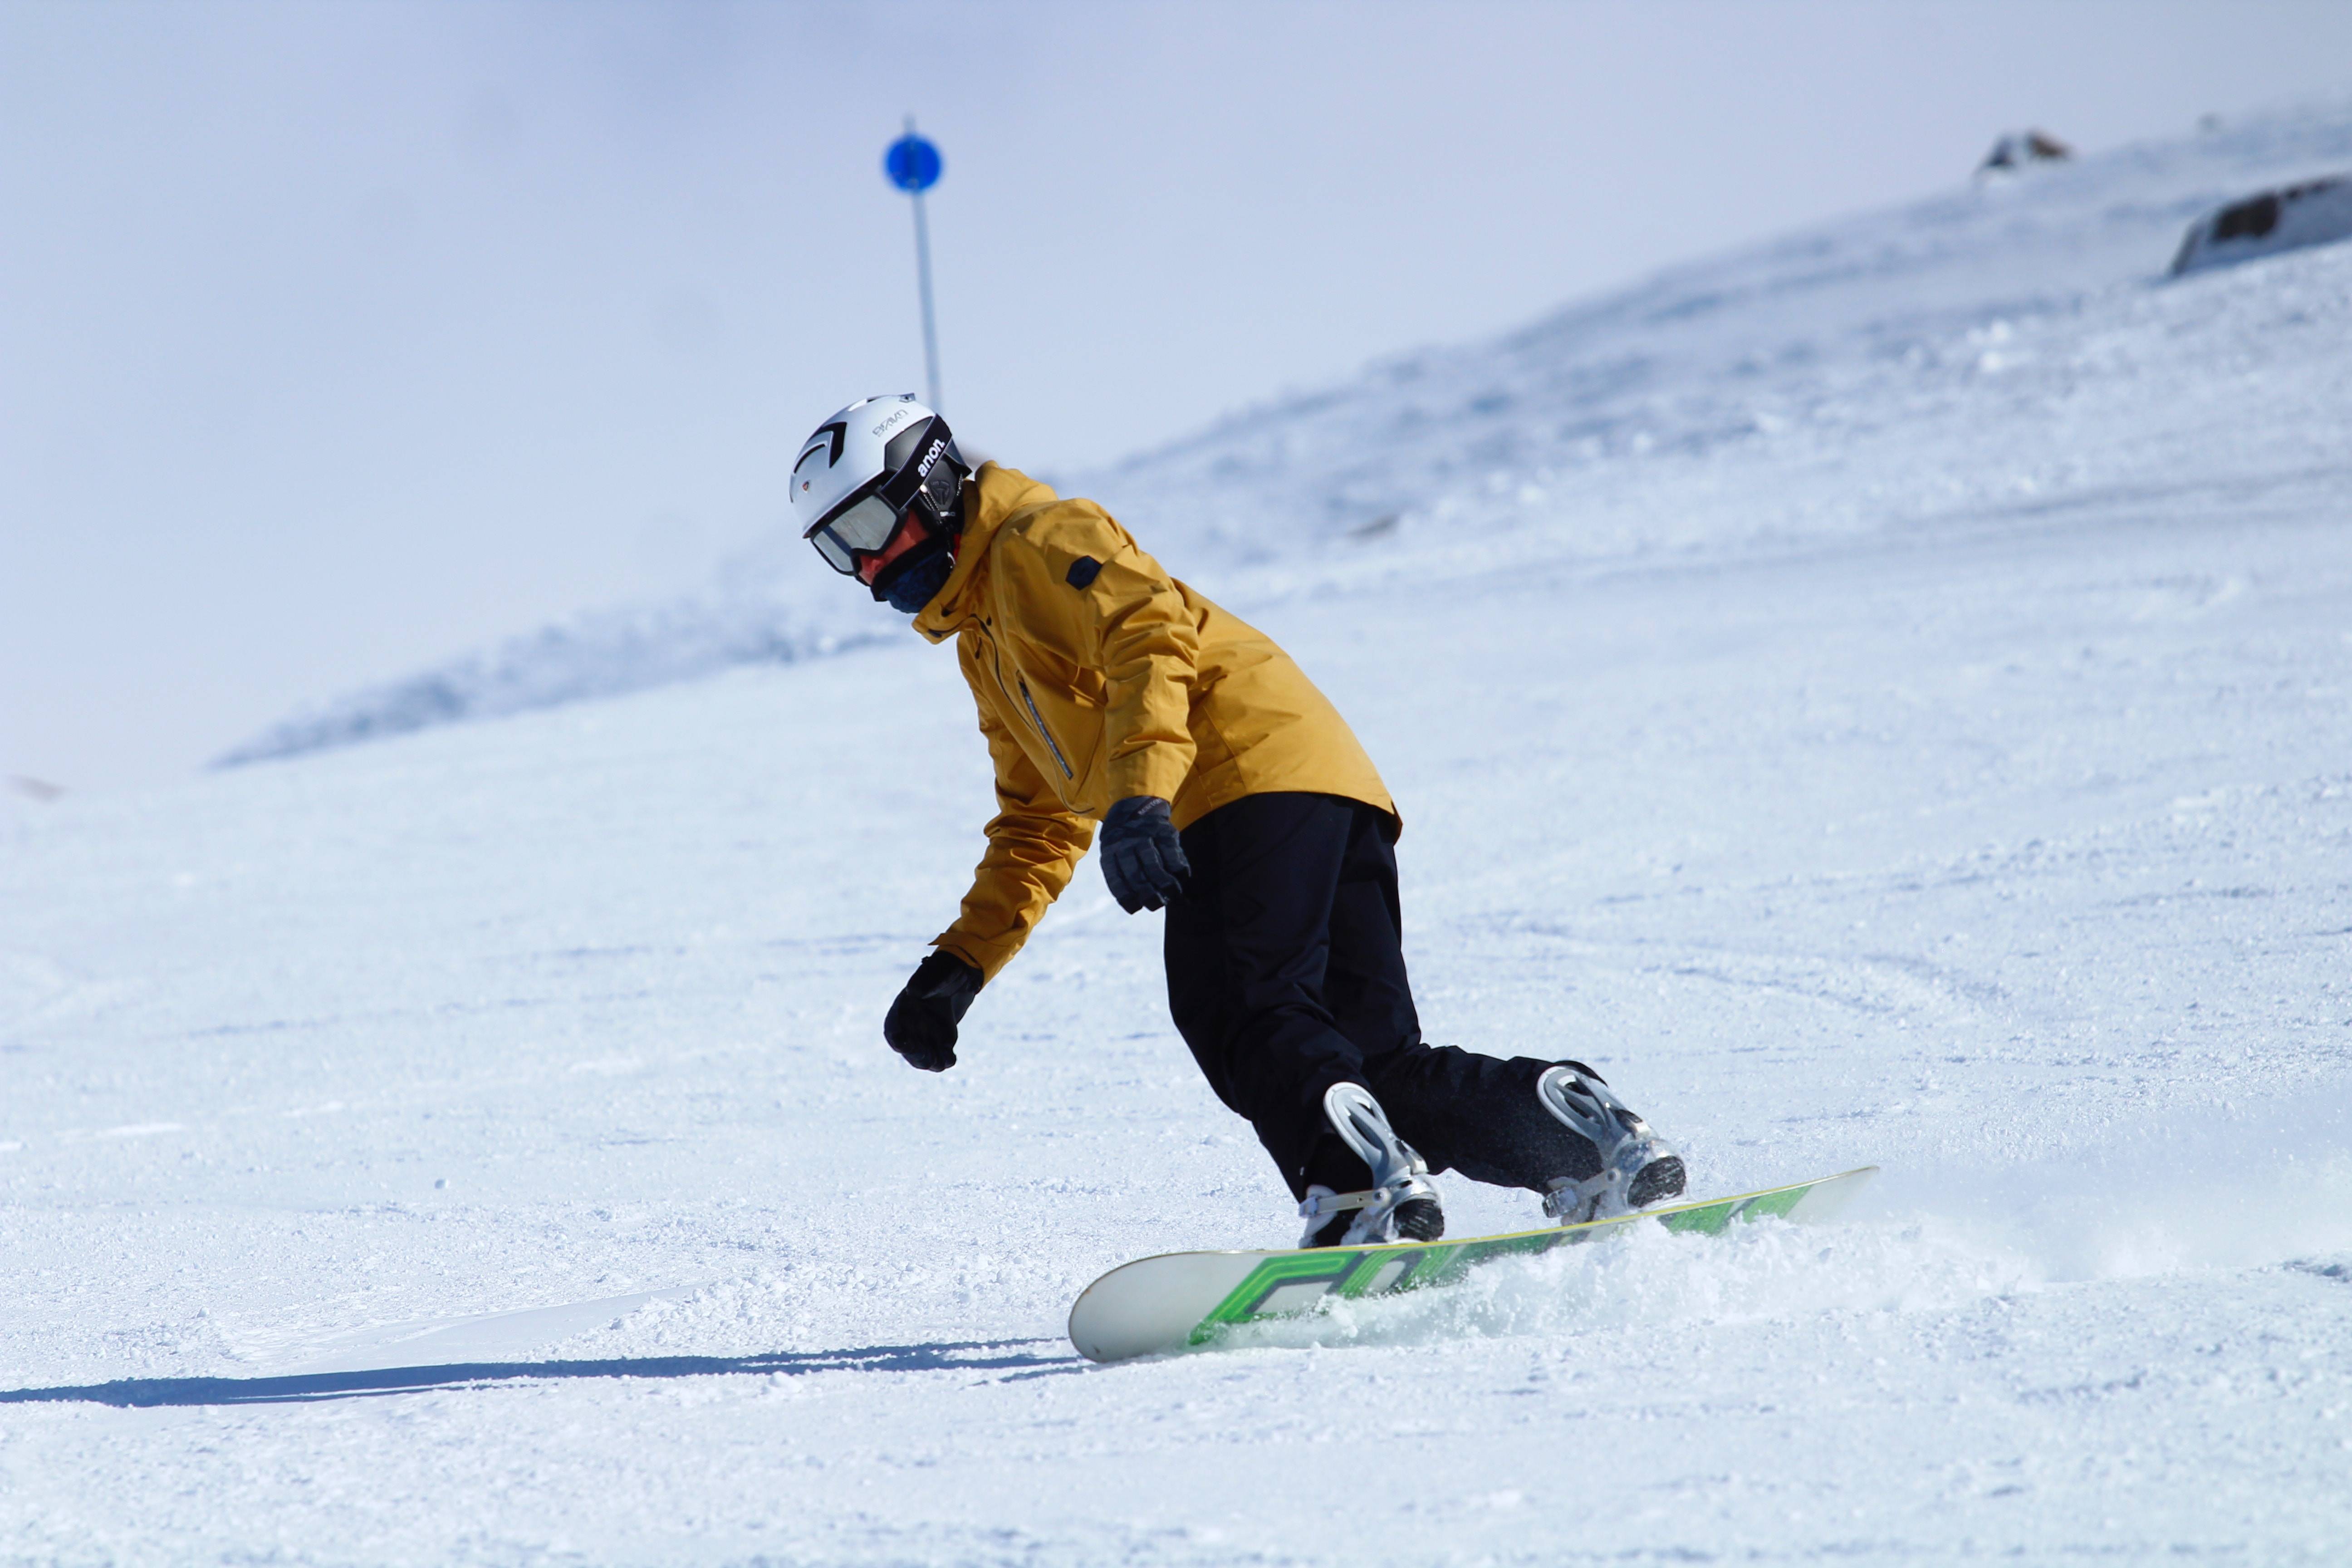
[883, 950, 983, 1072]
[1099, 795, 1191, 914]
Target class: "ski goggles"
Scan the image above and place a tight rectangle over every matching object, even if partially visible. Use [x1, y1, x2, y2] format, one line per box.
[804, 488, 913, 575]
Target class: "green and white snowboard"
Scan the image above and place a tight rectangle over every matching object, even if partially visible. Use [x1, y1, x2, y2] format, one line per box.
[1068, 1166, 1878, 1362]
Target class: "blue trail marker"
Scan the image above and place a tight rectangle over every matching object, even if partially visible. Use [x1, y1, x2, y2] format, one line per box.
[884, 119, 945, 411]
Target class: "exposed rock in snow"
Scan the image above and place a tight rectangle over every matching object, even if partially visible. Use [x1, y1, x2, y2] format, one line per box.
[1977, 127, 2073, 173]
[2171, 172, 2352, 274]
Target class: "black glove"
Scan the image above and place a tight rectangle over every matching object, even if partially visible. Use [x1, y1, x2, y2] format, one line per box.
[883, 950, 983, 1072]
[1100, 795, 1191, 913]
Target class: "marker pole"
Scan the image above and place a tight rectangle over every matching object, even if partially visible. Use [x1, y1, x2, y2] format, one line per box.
[909, 127, 942, 410]
[887, 115, 946, 412]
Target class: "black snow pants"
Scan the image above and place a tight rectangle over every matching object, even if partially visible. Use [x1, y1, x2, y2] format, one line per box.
[1162, 791, 1600, 1200]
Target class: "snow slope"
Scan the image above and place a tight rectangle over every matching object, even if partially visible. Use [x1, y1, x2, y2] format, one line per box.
[9, 105, 2352, 1564]
[1090, 104, 2352, 566]
[222, 101, 2352, 764]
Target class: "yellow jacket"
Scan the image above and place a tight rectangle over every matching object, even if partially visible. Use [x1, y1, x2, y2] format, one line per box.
[913, 464, 1396, 981]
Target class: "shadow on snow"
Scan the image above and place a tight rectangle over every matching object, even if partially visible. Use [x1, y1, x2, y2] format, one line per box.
[0, 1338, 1085, 1408]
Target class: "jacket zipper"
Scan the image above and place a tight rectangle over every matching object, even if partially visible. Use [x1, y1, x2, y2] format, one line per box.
[1017, 675, 1076, 780]
[975, 616, 1077, 783]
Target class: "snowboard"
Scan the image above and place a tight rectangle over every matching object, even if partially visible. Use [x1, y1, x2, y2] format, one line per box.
[1068, 1166, 1877, 1363]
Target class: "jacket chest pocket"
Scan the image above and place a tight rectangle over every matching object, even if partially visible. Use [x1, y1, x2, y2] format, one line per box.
[979, 622, 1097, 792]
[1014, 673, 1076, 781]
[1021, 668, 1112, 802]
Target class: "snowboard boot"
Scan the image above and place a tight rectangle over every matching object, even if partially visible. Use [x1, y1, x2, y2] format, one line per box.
[1297, 1082, 1446, 1248]
[1535, 1062, 1686, 1225]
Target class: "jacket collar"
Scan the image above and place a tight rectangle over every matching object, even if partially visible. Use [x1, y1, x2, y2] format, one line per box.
[911, 462, 1060, 643]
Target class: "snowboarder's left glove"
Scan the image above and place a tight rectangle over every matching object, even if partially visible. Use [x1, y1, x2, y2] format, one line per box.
[884, 950, 983, 1072]
[1100, 795, 1191, 914]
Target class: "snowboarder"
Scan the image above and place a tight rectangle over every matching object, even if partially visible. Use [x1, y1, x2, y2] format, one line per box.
[793, 394, 1686, 1246]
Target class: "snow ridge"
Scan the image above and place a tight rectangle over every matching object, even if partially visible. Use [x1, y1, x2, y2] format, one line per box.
[214, 555, 886, 766]
[1088, 100, 2352, 568]
[217, 102, 2352, 766]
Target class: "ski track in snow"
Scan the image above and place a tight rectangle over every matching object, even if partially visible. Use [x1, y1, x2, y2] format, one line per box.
[8, 104, 2352, 1563]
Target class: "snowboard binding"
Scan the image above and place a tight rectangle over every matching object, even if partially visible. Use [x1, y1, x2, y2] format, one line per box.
[1298, 1083, 1445, 1249]
[1536, 1063, 1686, 1225]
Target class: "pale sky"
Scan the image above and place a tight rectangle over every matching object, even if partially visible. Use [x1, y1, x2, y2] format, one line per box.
[5, 0, 2349, 790]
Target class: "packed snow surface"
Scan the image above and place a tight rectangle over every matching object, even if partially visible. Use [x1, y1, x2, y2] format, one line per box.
[10, 104, 2352, 1563]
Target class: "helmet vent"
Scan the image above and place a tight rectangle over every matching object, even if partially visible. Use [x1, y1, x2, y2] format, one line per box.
[795, 421, 847, 472]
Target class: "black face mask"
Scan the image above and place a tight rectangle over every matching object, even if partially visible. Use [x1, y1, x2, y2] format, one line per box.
[875, 536, 955, 613]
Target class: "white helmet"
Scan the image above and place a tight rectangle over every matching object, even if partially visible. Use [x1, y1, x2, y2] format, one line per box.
[790, 394, 966, 580]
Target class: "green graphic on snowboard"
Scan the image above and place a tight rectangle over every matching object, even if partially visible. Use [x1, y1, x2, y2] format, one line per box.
[1188, 1174, 1831, 1344]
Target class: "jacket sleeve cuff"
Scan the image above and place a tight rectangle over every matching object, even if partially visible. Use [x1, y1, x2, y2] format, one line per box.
[1107, 749, 1192, 806]
[931, 933, 1010, 985]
